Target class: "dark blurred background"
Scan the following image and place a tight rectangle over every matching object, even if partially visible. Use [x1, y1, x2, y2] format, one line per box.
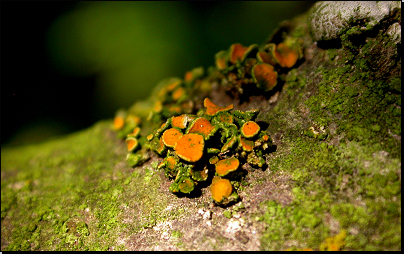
[1, 1, 314, 146]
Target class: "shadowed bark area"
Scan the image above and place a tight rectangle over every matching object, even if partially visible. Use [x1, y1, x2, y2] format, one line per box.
[1, 2, 401, 251]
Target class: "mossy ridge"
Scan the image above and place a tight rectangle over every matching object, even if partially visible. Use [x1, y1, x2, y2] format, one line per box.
[1, 121, 181, 251]
[258, 17, 400, 250]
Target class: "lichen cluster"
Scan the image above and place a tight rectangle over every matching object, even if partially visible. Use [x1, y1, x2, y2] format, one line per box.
[112, 38, 302, 205]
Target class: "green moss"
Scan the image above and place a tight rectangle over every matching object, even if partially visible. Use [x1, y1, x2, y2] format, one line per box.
[1, 121, 184, 250]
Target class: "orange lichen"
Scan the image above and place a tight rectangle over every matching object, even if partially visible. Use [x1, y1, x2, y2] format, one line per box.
[156, 137, 166, 154]
[240, 136, 254, 152]
[203, 98, 234, 116]
[165, 156, 177, 170]
[126, 137, 139, 152]
[215, 50, 228, 70]
[221, 135, 238, 152]
[218, 112, 234, 123]
[172, 87, 186, 101]
[146, 134, 154, 141]
[187, 117, 216, 139]
[172, 114, 188, 129]
[230, 43, 248, 64]
[241, 121, 260, 138]
[174, 133, 204, 162]
[209, 156, 219, 165]
[162, 128, 183, 148]
[256, 51, 278, 66]
[210, 177, 233, 203]
[113, 116, 125, 130]
[274, 42, 298, 68]
[153, 100, 163, 113]
[215, 157, 240, 176]
[252, 63, 278, 91]
[178, 178, 195, 193]
[166, 80, 181, 92]
[184, 71, 193, 82]
[132, 127, 141, 137]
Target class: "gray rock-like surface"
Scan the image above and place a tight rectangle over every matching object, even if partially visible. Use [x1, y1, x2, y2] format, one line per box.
[308, 1, 401, 41]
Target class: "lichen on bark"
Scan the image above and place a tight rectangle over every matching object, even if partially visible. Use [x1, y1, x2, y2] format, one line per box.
[1, 2, 401, 251]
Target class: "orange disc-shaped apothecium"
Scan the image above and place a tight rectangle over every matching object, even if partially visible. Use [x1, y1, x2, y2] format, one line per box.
[210, 177, 233, 203]
[166, 80, 181, 92]
[113, 116, 125, 130]
[172, 115, 188, 129]
[132, 127, 141, 137]
[153, 100, 163, 113]
[184, 71, 193, 82]
[172, 87, 186, 101]
[257, 51, 277, 66]
[215, 157, 240, 176]
[240, 137, 254, 152]
[274, 42, 298, 68]
[252, 63, 278, 91]
[165, 156, 177, 170]
[174, 133, 204, 162]
[162, 128, 183, 148]
[221, 135, 238, 152]
[241, 121, 260, 138]
[147, 134, 154, 141]
[126, 137, 139, 152]
[203, 98, 233, 116]
[230, 43, 248, 64]
[187, 117, 215, 139]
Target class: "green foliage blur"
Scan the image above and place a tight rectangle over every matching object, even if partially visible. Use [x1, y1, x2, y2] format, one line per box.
[5, 1, 314, 146]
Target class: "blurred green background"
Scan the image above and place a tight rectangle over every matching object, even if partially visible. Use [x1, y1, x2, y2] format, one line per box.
[2, 1, 314, 146]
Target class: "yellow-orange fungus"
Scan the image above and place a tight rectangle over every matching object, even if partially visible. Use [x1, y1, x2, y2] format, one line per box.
[166, 156, 176, 170]
[215, 157, 240, 176]
[210, 177, 233, 203]
[274, 42, 298, 68]
[113, 116, 124, 130]
[172, 87, 185, 101]
[240, 137, 254, 152]
[219, 113, 233, 123]
[157, 137, 165, 154]
[257, 51, 277, 66]
[262, 134, 269, 141]
[172, 115, 188, 129]
[166, 80, 181, 92]
[126, 137, 138, 152]
[221, 135, 237, 152]
[179, 178, 194, 193]
[162, 128, 183, 148]
[184, 71, 193, 82]
[147, 134, 154, 141]
[252, 63, 278, 90]
[241, 121, 260, 138]
[187, 117, 215, 138]
[216, 57, 227, 70]
[132, 127, 141, 137]
[174, 133, 204, 162]
[153, 101, 163, 112]
[230, 43, 248, 64]
[203, 98, 233, 116]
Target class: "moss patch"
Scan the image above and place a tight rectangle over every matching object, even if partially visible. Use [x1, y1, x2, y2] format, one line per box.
[1, 121, 179, 250]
